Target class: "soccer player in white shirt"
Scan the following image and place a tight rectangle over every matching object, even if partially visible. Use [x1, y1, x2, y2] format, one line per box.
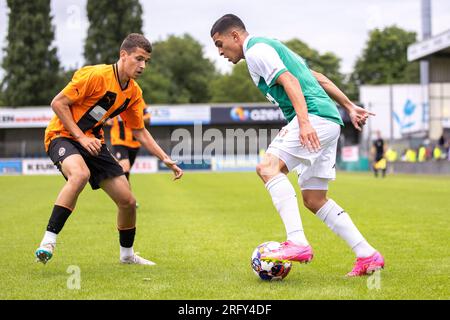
[210, 14, 384, 276]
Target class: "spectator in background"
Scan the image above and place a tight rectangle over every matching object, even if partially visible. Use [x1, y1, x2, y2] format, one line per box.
[433, 144, 442, 161]
[385, 147, 398, 163]
[438, 133, 445, 150]
[438, 133, 449, 160]
[371, 131, 387, 178]
[406, 148, 417, 162]
[418, 145, 427, 162]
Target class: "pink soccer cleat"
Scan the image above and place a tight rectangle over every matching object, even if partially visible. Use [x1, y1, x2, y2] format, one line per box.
[346, 251, 385, 277]
[260, 240, 313, 264]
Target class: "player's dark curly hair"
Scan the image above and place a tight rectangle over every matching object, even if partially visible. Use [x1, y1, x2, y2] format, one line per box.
[120, 33, 152, 54]
[210, 14, 246, 37]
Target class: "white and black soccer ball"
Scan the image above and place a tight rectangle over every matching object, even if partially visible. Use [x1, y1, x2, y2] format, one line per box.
[251, 241, 292, 281]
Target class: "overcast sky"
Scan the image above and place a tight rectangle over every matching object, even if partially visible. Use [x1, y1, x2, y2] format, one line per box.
[1, 0, 450, 78]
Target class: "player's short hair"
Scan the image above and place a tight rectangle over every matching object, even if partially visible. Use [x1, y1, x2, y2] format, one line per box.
[210, 14, 246, 37]
[120, 33, 152, 54]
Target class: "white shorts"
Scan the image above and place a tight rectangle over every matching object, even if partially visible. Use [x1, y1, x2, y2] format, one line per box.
[266, 114, 341, 189]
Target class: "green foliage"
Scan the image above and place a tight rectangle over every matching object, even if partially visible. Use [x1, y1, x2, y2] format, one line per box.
[342, 75, 360, 102]
[53, 68, 78, 93]
[1, 0, 61, 106]
[84, 0, 143, 65]
[138, 71, 172, 104]
[284, 39, 345, 89]
[352, 26, 420, 86]
[138, 34, 217, 104]
[209, 38, 346, 103]
[209, 61, 265, 103]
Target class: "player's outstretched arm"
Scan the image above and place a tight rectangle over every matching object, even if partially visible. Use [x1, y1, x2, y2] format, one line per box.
[132, 128, 183, 180]
[311, 70, 375, 131]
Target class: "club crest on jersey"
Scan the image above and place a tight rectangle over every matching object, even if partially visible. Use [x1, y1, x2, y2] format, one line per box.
[58, 147, 66, 157]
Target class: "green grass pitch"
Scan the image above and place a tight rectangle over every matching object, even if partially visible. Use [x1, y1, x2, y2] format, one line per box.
[0, 171, 449, 299]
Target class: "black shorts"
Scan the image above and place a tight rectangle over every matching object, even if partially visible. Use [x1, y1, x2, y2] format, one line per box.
[112, 145, 140, 168]
[48, 138, 125, 190]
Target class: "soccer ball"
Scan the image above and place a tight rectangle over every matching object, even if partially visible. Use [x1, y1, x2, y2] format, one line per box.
[251, 241, 292, 281]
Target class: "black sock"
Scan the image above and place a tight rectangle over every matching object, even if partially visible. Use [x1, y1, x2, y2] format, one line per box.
[47, 205, 72, 234]
[124, 172, 130, 181]
[119, 228, 136, 248]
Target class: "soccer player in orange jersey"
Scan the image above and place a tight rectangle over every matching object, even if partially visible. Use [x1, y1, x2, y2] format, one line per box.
[35, 34, 183, 265]
[108, 110, 151, 184]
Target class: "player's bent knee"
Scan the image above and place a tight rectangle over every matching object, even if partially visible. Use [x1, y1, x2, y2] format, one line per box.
[117, 195, 137, 210]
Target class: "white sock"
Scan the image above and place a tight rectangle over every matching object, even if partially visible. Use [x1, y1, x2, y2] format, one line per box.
[120, 246, 134, 259]
[40, 231, 57, 246]
[316, 199, 376, 258]
[265, 174, 309, 246]
[352, 241, 377, 258]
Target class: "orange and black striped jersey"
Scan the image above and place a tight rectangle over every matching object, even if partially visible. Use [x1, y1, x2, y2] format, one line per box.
[110, 111, 151, 148]
[44, 64, 146, 151]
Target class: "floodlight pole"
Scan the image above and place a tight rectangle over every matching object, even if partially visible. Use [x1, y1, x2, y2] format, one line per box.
[421, 0, 431, 138]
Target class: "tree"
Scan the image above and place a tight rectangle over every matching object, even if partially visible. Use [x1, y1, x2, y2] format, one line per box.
[352, 26, 420, 86]
[84, 0, 143, 65]
[209, 61, 265, 103]
[58, 68, 78, 89]
[1, 0, 61, 106]
[138, 34, 217, 104]
[284, 39, 345, 89]
[137, 71, 172, 104]
[210, 38, 345, 103]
